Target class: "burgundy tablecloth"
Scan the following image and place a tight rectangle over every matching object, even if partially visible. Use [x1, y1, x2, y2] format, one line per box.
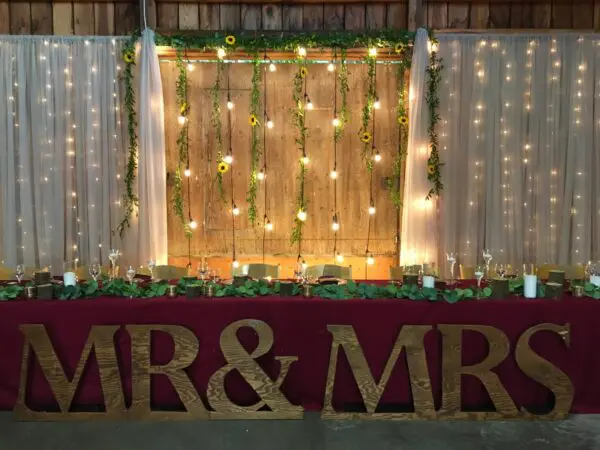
[1, 294, 599, 413]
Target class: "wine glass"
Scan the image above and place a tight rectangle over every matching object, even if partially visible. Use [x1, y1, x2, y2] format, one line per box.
[108, 249, 120, 279]
[15, 264, 24, 284]
[147, 258, 156, 280]
[445, 252, 457, 285]
[482, 249, 493, 279]
[474, 264, 485, 297]
[89, 261, 100, 282]
[496, 264, 506, 279]
[126, 265, 136, 284]
[198, 261, 209, 281]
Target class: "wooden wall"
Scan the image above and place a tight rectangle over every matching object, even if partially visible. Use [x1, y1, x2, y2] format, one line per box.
[2, 0, 600, 36]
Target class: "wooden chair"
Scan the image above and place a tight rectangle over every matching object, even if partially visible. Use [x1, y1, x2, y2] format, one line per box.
[459, 265, 474, 280]
[247, 264, 280, 279]
[322, 264, 352, 279]
[155, 265, 188, 280]
[231, 264, 249, 277]
[389, 267, 403, 281]
[304, 265, 324, 279]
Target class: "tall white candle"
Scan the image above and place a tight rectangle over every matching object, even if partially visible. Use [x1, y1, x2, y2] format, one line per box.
[422, 275, 435, 288]
[591, 275, 600, 287]
[63, 272, 77, 287]
[524, 274, 537, 298]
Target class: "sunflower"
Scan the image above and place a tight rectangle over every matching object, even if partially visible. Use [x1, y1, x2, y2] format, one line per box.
[249, 114, 259, 127]
[225, 35, 236, 46]
[218, 162, 229, 173]
[300, 67, 308, 78]
[398, 115, 408, 126]
[360, 131, 372, 143]
[427, 164, 436, 175]
[394, 43, 405, 54]
[180, 102, 189, 115]
[123, 51, 135, 64]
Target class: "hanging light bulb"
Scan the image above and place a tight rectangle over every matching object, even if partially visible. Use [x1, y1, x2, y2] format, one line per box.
[305, 97, 314, 110]
[266, 117, 274, 129]
[332, 117, 340, 127]
[327, 61, 335, 72]
[366, 253, 375, 265]
[373, 150, 382, 163]
[187, 63, 195, 72]
[257, 167, 266, 180]
[189, 219, 198, 230]
[224, 153, 233, 164]
[301, 156, 310, 165]
[226, 96, 234, 110]
[373, 97, 381, 110]
[329, 169, 338, 179]
[331, 214, 340, 232]
[368, 47, 377, 57]
[232, 204, 240, 216]
[297, 47, 307, 57]
[269, 61, 276, 72]
[368, 201, 376, 215]
[217, 48, 226, 59]
[178, 115, 187, 125]
[265, 219, 273, 231]
[297, 209, 307, 221]
[336, 253, 344, 264]
[184, 167, 191, 177]
[301, 260, 308, 271]
[232, 259, 239, 268]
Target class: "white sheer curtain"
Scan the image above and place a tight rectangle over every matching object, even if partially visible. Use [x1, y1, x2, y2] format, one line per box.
[436, 33, 600, 269]
[400, 28, 439, 267]
[0, 36, 128, 270]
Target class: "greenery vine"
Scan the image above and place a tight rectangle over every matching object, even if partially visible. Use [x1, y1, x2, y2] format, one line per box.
[246, 55, 262, 225]
[212, 60, 226, 203]
[117, 35, 139, 237]
[426, 37, 443, 199]
[359, 55, 376, 171]
[334, 50, 349, 143]
[174, 52, 191, 236]
[290, 60, 308, 245]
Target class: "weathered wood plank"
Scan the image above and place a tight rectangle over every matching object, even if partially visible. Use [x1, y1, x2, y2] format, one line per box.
[509, 4, 533, 28]
[572, 2, 593, 29]
[470, 4, 489, 29]
[323, 5, 344, 30]
[366, 4, 385, 29]
[488, 4, 510, 28]
[31, 2, 53, 34]
[283, 5, 303, 30]
[532, 3, 551, 28]
[199, 4, 219, 30]
[95, 3, 115, 35]
[179, 4, 199, 30]
[53, 3, 73, 35]
[408, 0, 424, 30]
[552, 3, 572, 28]
[9, 3, 31, 34]
[386, 3, 407, 28]
[262, 4, 282, 30]
[0, 2, 9, 34]
[447, 4, 468, 29]
[74, 3, 95, 35]
[427, 3, 447, 29]
[241, 4, 261, 30]
[114, 2, 139, 34]
[220, 4, 240, 30]
[157, 3, 178, 30]
[303, 5, 323, 30]
[595, 2, 600, 30]
[345, 4, 365, 30]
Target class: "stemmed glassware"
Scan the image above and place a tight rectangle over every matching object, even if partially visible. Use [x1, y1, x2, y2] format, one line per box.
[198, 260, 209, 281]
[126, 266, 136, 284]
[474, 264, 485, 298]
[15, 264, 24, 284]
[445, 252, 457, 285]
[211, 269, 222, 284]
[496, 264, 506, 279]
[147, 259, 156, 281]
[482, 249, 493, 280]
[108, 249, 121, 280]
[89, 260, 100, 282]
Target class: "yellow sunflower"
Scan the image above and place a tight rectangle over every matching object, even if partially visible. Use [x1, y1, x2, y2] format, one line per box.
[300, 67, 308, 78]
[218, 162, 229, 173]
[394, 43, 405, 54]
[360, 131, 372, 143]
[398, 115, 408, 126]
[249, 114, 259, 127]
[225, 35, 236, 46]
[180, 102, 189, 115]
[123, 52, 135, 64]
[427, 164, 436, 175]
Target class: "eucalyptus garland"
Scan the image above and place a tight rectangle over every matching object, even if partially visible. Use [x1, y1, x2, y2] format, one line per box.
[334, 50, 349, 143]
[290, 60, 308, 245]
[426, 38, 443, 199]
[359, 55, 376, 171]
[173, 52, 191, 236]
[211, 60, 226, 203]
[117, 36, 139, 237]
[246, 55, 262, 225]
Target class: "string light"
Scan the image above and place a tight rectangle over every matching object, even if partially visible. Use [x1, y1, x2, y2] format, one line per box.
[184, 167, 191, 177]
[178, 115, 187, 125]
[332, 117, 340, 127]
[226, 96, 234, 110]
[297, 209, 307, 221]
[329, 169, 338, 179]
[187, 63, 194, 72]
[257, 167, 266, 180]
[224, 153, 233, 164]
[327, 61, 335, 72]
[232, 260, 240, 268]
[331, 214, 340, 232]
[335, 253, 344, 263]
[269, 62, 276, 72]
[366, 253, 375, 265]
[217, 48, 226, 59]
[368, 201, 376, 215]
[232, 204, 240, 216]
[189, 219, 198, 230]
[305, 96, 314, 110]
[373, 97, 381, 110]
[297, 47, 307, 57]
[368, 47, 377, 57]
[265, 219, 273, 231]
[266, 117, 274, 129]
[301, 156, 310, 165]
[373, 149, 381, 162]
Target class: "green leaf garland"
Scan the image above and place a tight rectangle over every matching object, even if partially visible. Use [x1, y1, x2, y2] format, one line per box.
[426, 37, 443, 199]
[334, 50, 349, 144]
[246, 56, 262, 225]
[211, 60, 226, 204]
[359, 55, 377, 171]
[173, 52, 191, 236]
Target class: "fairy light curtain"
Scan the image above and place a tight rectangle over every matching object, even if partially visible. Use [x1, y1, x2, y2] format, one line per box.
[0, 36, 127, 270]
[436, 33, 600, 268]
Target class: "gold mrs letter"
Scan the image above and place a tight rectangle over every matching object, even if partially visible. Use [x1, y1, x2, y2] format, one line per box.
[15, 324, 125, 420]
[322, 325, 434, 419]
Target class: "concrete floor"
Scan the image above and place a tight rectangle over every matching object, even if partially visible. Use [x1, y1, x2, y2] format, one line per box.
[2, 413, 600, 450]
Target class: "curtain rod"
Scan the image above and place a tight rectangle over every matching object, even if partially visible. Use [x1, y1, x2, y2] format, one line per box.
[0, 35, 129, 42]
[159, 59, 405, 65]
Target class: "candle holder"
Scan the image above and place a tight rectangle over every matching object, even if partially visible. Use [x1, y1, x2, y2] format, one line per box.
[403, 274, 418, 286]
[205, 284, 215, 298]
[490, 278, 509, 300]
[167, 285, 178, 298]
[36, 284, 53, 300]
[548, 270, 565, 285]
[573, 285, 584, 298]
[33, 271, 51, 285]
[24, 285, 36, 300]
[302, 284, 312, 298]
[546, 282, 563, 300]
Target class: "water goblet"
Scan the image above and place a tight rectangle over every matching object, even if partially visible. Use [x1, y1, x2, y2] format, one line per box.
[108, 249, 121, 280]
[482, 249, 493, 279]
[89, 262, 100, 282]
[496, 264, 506, 279]
[15, 264, 24, 284]
[474, 264, 485, 298]
[446, 252, 457, 285]
[198, 261, 209, 281]
[126, 265, 136, 284]
[147, 259, 156, 281]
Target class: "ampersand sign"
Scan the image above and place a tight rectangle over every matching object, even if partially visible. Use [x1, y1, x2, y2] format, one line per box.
[207, 319, 303, 419]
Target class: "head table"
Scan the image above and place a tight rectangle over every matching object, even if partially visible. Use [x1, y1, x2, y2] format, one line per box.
[0, 283, 599, 417]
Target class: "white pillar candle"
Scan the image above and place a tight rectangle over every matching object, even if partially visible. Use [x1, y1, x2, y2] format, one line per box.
[591, 275, 600, 287]
[63, 272, 77, 287]
[422, 275, 435, 288]
[524, 274, 537, 299]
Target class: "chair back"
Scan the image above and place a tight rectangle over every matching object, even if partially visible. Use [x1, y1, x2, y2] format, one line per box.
[155, 265, 188, 280]
[322, 264, 352, 279]
[305, 265, 324, 279]
[247, 264, 280, 279]
[389, 267, 403, 281]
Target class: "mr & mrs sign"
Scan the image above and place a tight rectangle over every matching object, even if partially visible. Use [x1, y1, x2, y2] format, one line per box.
[15, 320, 573, 421]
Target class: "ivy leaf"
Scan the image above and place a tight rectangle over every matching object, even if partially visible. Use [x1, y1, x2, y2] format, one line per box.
[422, 287, 438, 301]
[483, 287, 492, 297]
[443, 290, 459, 304]
[462, 288, 474, 299]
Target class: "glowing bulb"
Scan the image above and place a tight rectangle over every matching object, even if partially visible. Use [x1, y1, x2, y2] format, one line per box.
[302, 262, 308, 270]
[267, 119, 274, 129]
[189, 220, 198, 230]
[368, 205, 376, 215]
[297, 209, 307, 221]
[306, 99, 313, 110]
[332, 117, 340, 127]
[368, 47, 377, 57]
[178, 115, 187, 125]
[373, 98, 381, 109]
[227, 100, 234, 110]
[217, 48, 226, 59]
[297, 47, 307, 57]
[329, 170, 338, 179]
[187, 63, 194, 72]
[257, 169, 265, 180]
[265, 220, 273, 231]
[232, 260, 239, 268]
[269, 62, 276, 72]
[373, 151, 381, 163]
[366, 255, 375, 265]
[327, 62, 335, 72]
[335, 253, 344, 263]
[301, 156, 309, 165]
[224, 154, 233, 164]
[232, 204, 240, 216]
[184, 168, 191, 177]
[427, 40, 439, 53]
[332, 221, 340, 232]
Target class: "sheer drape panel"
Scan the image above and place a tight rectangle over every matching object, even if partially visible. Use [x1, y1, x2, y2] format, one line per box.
[0, 37, 127, 270]
[437, 34, 600, 269]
